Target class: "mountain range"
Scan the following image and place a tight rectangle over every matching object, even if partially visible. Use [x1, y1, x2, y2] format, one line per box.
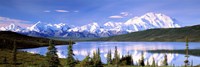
[0, 12, 181, 38]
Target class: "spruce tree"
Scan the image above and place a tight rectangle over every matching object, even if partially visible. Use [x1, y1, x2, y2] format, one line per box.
[162, 54, 168, 66]
[66, 40, 75, 67]
[12, 40, 17, 65]
[139, 52, 145, 66]
[119, 53, 134, 65]
[79, 54, 90, 67]
[91, 51, 96, 66]
[184, 36, 189, 67]
[113, 46, 120, 67]
[46, 40, 60, 67]
[107, 49, 112, 65]
[152, 57, 156, 67]
[131, 56, 134, 66]
[97, 48, 103, 67]
[92, 48, 103, 67]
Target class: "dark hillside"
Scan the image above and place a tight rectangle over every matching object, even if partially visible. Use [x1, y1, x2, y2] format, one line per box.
[94, 25, 200, 42]
[0, 31, 74, 49]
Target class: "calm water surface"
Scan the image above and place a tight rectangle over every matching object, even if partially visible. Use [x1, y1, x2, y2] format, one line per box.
[20, 42, 200, 66]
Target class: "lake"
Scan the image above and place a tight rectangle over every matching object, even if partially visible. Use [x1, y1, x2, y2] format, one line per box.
[20, 42, 200, 66]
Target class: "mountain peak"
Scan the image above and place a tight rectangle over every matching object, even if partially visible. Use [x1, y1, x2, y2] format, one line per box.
[52, 23, 66, 28]
[8, 23, 16, 28]
[143, 12, 165, 16]
[87, 22, 99, 26]
[142, 12, 171, 20]
[27, 21, 43, 32]
[4, 23, 22, 32]
[125, 12, 180, 29]
[144, 12, 157, 16]
[104, 22, 114, 27]
[75, 22, 100, 33]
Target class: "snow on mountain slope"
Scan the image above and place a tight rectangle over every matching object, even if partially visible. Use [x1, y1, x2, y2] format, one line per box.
[23, 21, 72, 37]
[103, 22, 124, 32]
[67, 12, 180, 37]
[69, 22, 100, 33]
[124, 12, 180, 32]
[0, 12, 181, 38]
[27, 21, 42, 32]
[0, 23, 24, 32]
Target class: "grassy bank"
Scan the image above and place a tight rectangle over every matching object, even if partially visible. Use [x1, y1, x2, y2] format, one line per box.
[0, 49, 69, 67]
[0, 31, 75, 66]
[0, 49, 46, 66]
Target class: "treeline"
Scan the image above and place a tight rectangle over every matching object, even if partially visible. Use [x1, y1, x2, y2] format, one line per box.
[44, 37, 194, 67]
[45, 40, 170, 67]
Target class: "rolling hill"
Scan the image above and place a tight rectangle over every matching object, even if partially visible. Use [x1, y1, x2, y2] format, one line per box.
[0, 31, 74, 49]
[93, 25, 200, 42]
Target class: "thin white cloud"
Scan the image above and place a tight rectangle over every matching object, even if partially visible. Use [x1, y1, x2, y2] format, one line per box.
[43, 10, 51, 12]
[109, 12, 130, 19]
[55, 10, 69, 13]
[120, 12, 129, 16]
[109, 15, 123, 19]
[0, 16, 32, 27]
[74, 10, 79, 12]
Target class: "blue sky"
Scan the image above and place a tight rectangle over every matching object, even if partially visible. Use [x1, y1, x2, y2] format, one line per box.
[0, 0, 200, 26]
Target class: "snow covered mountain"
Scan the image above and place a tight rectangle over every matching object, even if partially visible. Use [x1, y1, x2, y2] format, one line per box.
[123, 12, 180, 32]
[0, 23, 24, 32]
[67, 12, 180, 37]
[0, 12, 181, 38]
[23, 21, 72, 37]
